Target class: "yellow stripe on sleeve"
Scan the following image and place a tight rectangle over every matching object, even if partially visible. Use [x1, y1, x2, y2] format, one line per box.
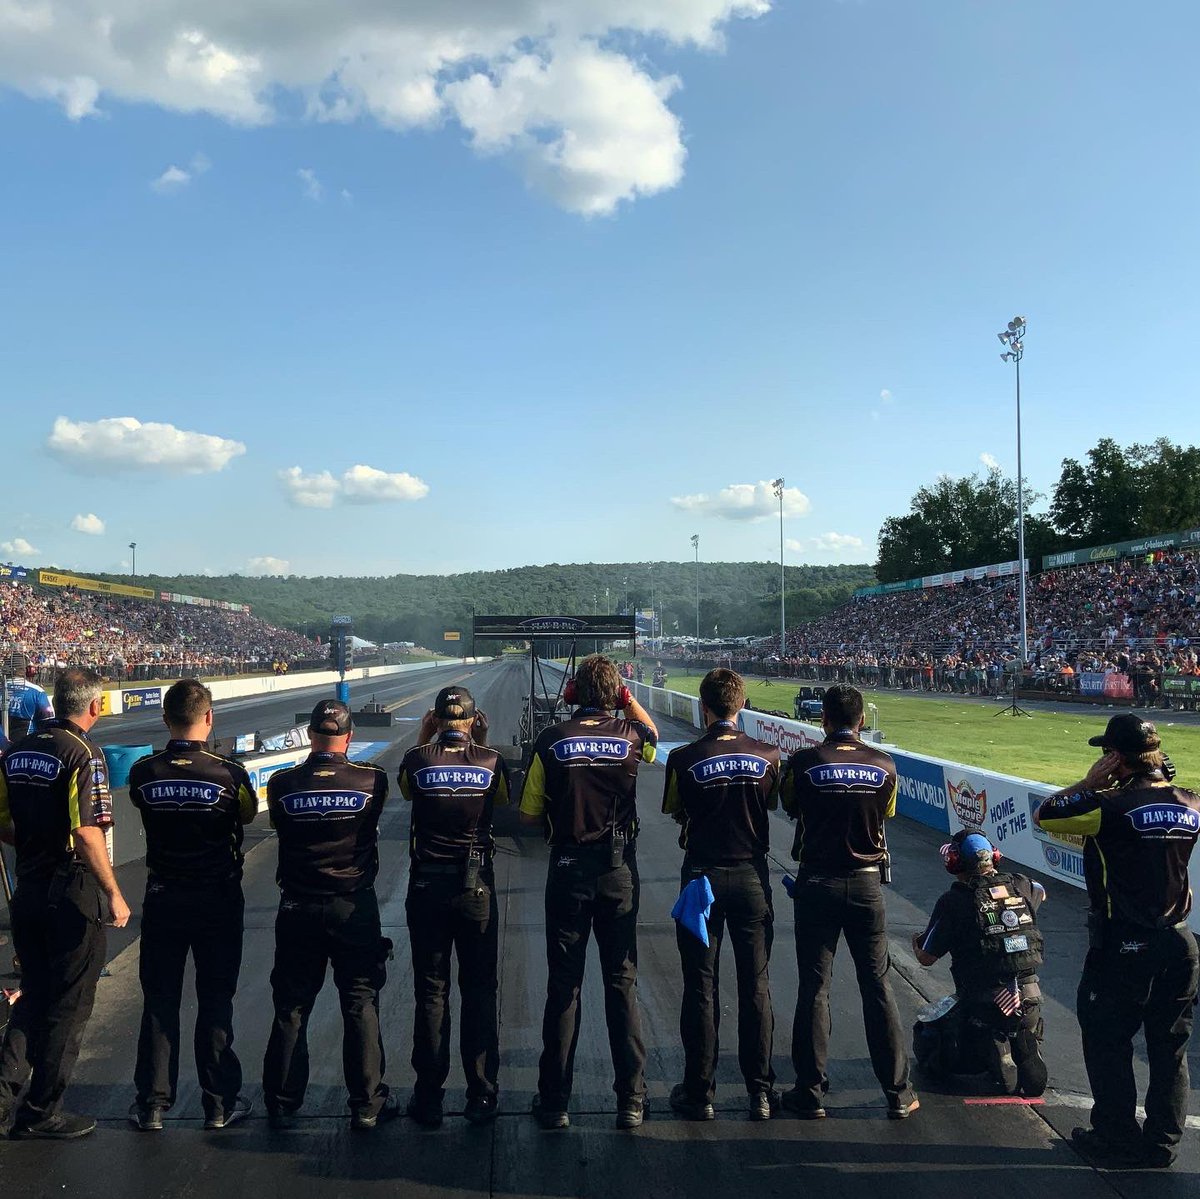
[519, 753, 548, 818]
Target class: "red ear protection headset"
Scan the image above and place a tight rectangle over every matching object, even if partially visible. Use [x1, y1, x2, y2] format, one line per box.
[563, 677, 577, 705]
[940, 828, 1002, 875]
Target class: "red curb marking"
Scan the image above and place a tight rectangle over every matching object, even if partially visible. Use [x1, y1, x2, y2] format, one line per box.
[963, 1097, 1045, 1106]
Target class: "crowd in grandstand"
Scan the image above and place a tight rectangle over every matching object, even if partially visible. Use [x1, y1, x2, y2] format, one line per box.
[0, 579, 322, 681]
[669, 551, 1200, 711]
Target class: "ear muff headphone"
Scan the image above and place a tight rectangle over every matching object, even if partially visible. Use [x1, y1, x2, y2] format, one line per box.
[940, 828, 1001, 875]
[563, 678, 578, 705]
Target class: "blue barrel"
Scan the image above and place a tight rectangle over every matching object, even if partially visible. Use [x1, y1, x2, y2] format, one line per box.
[102, 744, 153, 789]
[335, 682, 351, 706]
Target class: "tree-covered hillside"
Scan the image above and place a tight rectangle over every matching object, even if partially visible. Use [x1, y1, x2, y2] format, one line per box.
[99, 561, 875, 646]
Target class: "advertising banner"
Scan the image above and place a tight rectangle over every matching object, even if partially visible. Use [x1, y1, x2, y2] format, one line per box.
[122, 686, 163, 712]
[0, 564, 29, 581]
[855, 559, 1025, 598]
[39, 569, 155, 600]
[1078, 672, 1107, 696]
[1043, 527, 1200, 570]
[891, 752, 951, 832]
[98, 690, 121, 717]
[1103, 673, 1134, 699]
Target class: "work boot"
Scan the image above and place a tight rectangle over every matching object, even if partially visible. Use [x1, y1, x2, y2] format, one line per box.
[1012, 1031, 1048, 1098]
[464, 1094, 499, 1125]
[1071, 1126, 1142, 1168]
[128, 1101, 165, 1132]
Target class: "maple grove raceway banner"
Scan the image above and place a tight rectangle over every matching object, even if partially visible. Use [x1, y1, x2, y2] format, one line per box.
[626, 678, 1200, 934]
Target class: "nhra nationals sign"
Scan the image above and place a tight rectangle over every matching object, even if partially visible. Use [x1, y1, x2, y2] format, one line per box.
[123, 686, 163, 711]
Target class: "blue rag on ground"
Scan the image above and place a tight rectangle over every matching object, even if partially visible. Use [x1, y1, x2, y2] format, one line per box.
[671, 876, 715, 947]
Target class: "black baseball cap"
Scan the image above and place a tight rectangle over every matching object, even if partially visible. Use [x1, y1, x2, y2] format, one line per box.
[309, 698, 352, 736]
[433, 686, 476, 720]
[1088, 713, 1161, 754]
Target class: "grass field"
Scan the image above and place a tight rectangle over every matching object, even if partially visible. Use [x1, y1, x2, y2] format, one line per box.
[661, 673, 1200, 789]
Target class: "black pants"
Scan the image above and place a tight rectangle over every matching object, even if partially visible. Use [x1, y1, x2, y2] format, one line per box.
[405, 870, 499, 1102]
[677, 859, 775, 1101]
[1077, 923, 1198, 1153]
[538, 846, 646, 1108]
[0, 866, 106, 1123]
[262, 889, 390, 1117]
[134, 877, 245, 1120]
[791, 869, 913, 1106]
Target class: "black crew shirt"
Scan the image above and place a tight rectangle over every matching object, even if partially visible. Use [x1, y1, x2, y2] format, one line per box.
[267, 750, 389, 897]
[519, 709, 656, 847]
[0, 719, 113, 882]
[1038, 777, 1200, 928]
[781, 731, 897, 869]
[398, 731, 511, 864]
[662, 722, 780, 864]
[129, 739, 257, 884]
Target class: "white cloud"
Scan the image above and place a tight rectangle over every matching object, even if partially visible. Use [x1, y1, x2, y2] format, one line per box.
[151, 151, 213, 192]
[341, 464, 430, 504]
[0, 537, 39, 556]
[0, 2, 769, 215]
[46, 416, 246, 474]
[879, 388, 892, 402]
[671, 480, 810, 522]
[247, 555, 290, 575]
[279, 466, 340, 509]
[280, 463, 431, 507]
[980, 451, 1000, 471]
[787, 532, 864, 554]
[297, 167, 322, 201]
[71, 512, 106, 535]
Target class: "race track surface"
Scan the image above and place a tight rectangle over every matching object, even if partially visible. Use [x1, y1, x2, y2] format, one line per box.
[1, 657, 1196, 1196]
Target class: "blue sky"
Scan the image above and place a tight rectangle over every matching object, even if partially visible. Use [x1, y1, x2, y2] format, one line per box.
[2, 0, 1198, 581]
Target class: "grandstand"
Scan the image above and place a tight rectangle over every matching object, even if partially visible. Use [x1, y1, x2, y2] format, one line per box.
[0, 570, 323, 681]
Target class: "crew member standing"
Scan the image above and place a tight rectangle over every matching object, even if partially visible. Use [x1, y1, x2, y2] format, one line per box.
[519, 654, 658, 1130]
[261, 699, 397, 1130]
[781, 684, 918, 1119]
[397, 686, 510, 1128]
[0, 667, 130, 1139]
[662, 668, 781, 1121]
[1035, 714, 1199, 1169]
[127, 679, 257, 1131]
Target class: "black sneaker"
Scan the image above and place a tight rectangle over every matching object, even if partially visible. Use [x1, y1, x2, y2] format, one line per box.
[531, 1095, 569, 1130]
[128, 1102, 164, 1132]
[616, 1096, 645, 1129]
[405, 1093, 443, 1129]
[206, 1097, 252, 1131]
[749, 1089, 780, 1122]
[1140, 1144, 1177, 1169]
[1070, 1127, 1142, 1168]
[669, 1084, 714, 1122]
[267, 1109, 300, 1131]
[887, 1094, 920, 1120]
[1013, 1034, 1048, 1098]
[464, 1094, 499, 1125]
[354, 1093, 401, 1131]
[13, 1111, 96, 1139]
[780, 1089, 826, 1120]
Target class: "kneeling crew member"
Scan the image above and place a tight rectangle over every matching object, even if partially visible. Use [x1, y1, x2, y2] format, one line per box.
[262, 699, 397, 1130]
[1035, 715, 1199, 1169]
[781, 684, 918, 1119]
[662, 668, 781, 1121]
[0, 667, 130, 1139]
[398, 686, 510, 1127]
[911, 829, 1048, 1096]
[519, 654, 658, 1130]
[127, 679, 257, 1131]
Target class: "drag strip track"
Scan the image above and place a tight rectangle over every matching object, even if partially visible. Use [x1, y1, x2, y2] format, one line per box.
[1, 658, 1195, 1195]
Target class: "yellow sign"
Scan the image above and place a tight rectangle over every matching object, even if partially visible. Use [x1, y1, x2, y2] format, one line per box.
[39, 570, 155, 600]
[443, 631, 462, 642]
[98, 691, 115, 717]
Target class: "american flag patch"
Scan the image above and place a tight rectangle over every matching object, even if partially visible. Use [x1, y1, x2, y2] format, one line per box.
[993, 979, 1021, 1017]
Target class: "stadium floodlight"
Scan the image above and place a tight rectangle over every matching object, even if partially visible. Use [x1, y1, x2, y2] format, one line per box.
[128, 541, 137, 578]
[997, 331, 1009, 345]
[771, 478, 786, 657]
[995, 315, 1029, 685]
[690, 534, 700, 643]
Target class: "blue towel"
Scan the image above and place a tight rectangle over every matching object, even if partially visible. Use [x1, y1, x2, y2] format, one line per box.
[671, 876, 715, 947]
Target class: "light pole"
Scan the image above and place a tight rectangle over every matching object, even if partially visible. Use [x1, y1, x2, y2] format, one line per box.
[998, 317, 1028, 666]
[128, 541, 137, 579]
[771, 479, 786, 656]
[690, 534, 700, 644]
